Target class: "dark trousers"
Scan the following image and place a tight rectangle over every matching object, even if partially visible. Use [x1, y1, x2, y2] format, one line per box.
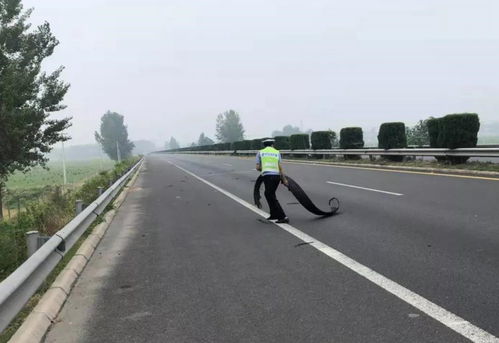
[263, 174, 286, 219]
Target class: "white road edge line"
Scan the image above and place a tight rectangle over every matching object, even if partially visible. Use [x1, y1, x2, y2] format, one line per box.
[326, 181, 404, 196]
[169, 160, 498, 343]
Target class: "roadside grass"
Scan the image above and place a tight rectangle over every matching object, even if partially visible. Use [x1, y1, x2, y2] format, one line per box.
[0, 157, 139, 341]
[2, 159, 115, 220]
[0, 215, 102, 343]
[0, 158, 139, 282]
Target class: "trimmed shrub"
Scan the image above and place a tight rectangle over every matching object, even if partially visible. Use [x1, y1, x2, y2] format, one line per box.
[378, 122, 407, 162]
[427, 117, 446, 161]
[440, 113, 480, 163]
[427, 114, 480, 163]
[242, 140, 252, 150]
[340, 127, 364, 159]
[290, 134, 310, 150]
[427, 117, 442, 148]
[311, 131, 333, 150]
[340, 127, 364, 149]
[213, 143, 227, 151]
[378, 122, 407, 149]
[233, 140, 250, 151]
[274, 136, 290, 150]
[251, 138, 263, 150]
[440, 113, 480, 149]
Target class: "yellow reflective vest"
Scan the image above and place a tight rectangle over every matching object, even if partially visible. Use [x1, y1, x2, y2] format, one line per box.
[259, 146, 280, 174]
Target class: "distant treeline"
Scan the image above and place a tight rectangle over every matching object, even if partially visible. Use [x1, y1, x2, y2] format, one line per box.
[168, 113, 493, 164]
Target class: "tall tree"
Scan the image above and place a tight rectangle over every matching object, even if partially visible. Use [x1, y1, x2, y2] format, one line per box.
[272, 125, 302, 137]
[95, 111, 134, 161]
[167, 137, 180, 150]
[406, 120, 430, 147]
[0, 1, 71, 219]
[198, 132, 214, 146]
[215, 110, 245, 143]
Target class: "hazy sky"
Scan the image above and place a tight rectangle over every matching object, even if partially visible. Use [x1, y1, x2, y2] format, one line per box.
[25, 0, 499, 146]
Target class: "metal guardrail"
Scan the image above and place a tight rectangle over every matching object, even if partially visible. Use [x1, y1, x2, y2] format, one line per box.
[168, 148, 499, 158]
[0, 159, 142, 333]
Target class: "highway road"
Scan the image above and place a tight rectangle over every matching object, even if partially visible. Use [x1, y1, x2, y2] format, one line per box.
[45, 153, 499, 342]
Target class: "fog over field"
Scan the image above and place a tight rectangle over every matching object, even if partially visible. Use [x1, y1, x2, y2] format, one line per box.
[25, 0, 499, 147]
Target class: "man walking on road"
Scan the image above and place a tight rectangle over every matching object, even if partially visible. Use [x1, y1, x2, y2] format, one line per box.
[256, 138, 289, 223]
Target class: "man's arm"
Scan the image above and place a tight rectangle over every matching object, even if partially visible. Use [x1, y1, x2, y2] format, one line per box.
[279, 161, 288, 186]
[256, 152, 262, 171]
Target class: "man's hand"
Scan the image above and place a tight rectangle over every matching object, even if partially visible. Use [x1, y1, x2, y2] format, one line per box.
[281, 176, 289, 186]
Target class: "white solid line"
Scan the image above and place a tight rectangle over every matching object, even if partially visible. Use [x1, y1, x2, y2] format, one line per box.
[326, 181, 403, 196]
[169, 160, 498, 343]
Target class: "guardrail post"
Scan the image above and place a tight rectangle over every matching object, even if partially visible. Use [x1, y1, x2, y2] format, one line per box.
[97, 187, 104, 196]
[26, 231, 39, 257]
[75, 200, 84, 215]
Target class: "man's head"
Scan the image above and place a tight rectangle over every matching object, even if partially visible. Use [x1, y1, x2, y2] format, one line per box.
[263, 138, 275, 147]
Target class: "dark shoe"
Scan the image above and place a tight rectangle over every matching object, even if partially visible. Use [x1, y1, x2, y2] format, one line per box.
[276, 217, 289, 224]
[266, 216, 278, 221]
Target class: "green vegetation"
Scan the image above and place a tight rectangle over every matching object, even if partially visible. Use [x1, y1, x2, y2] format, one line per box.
[406, 120, 430, 147]
[340, 127, 364, 149]
[290, 134, 310, 150]
[5, 160, 114, 190]
[272, 124, 302, 137]
[339, 127, 364, 159]
[311, 131, 334, 150]
[378, 122, 407, 162]
[233, 140, 251, 150]
[2, 160, 114, 219]
[378, 122, 407, 149]
[274, 136, 290, 150]
[0, 158, 138, 284]
[95, 111, 135, 161]
[215, 109, 245, 143]
[251, 138, 264, 150]
[0, 0, 71, 220]
[428, 113, 480, 163]
[282, 155, 499, 173]
[198, 133, 215, 146]
[440, 113, 480, 149]
[166, 137, 180, 150]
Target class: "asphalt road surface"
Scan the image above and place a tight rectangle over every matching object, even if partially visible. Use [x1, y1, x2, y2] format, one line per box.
[45, 153, 499, 342]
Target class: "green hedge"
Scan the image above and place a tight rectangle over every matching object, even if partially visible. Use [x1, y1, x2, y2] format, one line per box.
[378, 122, 407, 149]
[378, 122, 407, 162]
[290, 134, 310, 150]
[233, 140, 251, 150]
[427, 117, 442, 148]
[311, 131, 333, 150]
[427, 113, 480, 163]
[340, 127, 364, 149]
[251, 138, 263, 150]
[340, 127, 364, 159]
[274, 136, 290, 150]
[440, 113, 480, 149]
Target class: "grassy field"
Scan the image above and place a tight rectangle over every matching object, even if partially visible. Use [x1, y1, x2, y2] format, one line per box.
[5, 159, 115, 190]
[2, 159, 115, 218]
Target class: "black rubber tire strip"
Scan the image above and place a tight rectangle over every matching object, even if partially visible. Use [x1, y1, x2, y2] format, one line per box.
[254, 175, 340, 217]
